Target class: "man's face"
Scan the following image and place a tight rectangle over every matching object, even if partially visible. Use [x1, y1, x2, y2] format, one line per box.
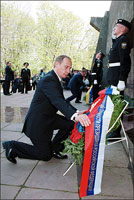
[8, 62, 11, 66]
[25, 64, 28, 68]
[55, 58, 72, 79]
[96, 52, 102, 59]
[81, 71, 87, 77]
[113, 23, 125, 36]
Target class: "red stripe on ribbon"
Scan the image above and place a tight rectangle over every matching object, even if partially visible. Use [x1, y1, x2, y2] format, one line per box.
[79, 95, 105, 198]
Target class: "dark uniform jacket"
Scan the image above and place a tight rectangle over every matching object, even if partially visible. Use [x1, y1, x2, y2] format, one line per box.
[67, 73, 85, 93]
[21, 68, 31, 81]
[107, 34, 131, 86]
[91, 58, 103, 85]
[5, 65, 13, 81]
[22, 70, 77, 141]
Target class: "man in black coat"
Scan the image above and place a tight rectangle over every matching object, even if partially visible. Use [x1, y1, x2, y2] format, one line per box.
[91, 51, 105, 101]
[66, 69, 87, 103]
[21, 62, 31, 94]
[4, 61, 14, 95]
[2, 55, 91, 164]
[107, 19, 131, 139]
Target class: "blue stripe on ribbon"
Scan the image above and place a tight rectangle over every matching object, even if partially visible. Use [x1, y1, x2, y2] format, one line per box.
[86, 96, 107, 195]
[89, 87, 93, 104]
[105, 86, 113, 95]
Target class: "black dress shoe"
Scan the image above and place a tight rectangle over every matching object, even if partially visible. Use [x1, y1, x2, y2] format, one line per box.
[75, 100, 82, 103]
[2, 142, 17, 164]
[53, 152, 68, 159]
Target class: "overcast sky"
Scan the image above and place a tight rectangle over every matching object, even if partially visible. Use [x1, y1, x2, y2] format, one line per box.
[4, 1, 112, 23]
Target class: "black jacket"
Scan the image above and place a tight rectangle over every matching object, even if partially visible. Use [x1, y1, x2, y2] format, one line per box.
[68, 73, 85, 93]
[21, 68, 31, 81]
[107, 34, 131, 86]
[22, 70, 77, 141]
[5, 65, 14, 81]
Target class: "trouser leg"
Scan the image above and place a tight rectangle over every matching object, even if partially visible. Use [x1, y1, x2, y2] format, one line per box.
[92, 85, 99, 101]
[76, 90, 82, 101]
[66, 93, 77, 102]
[10, 140, 52, 161]
[52, 114, 74, 152]
[22, 81, 25, 93]
[26, 80, 29, 93]
[5, 81, 10, 94]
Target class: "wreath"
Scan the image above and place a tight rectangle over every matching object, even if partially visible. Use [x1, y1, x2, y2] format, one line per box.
[63, 94, 127, 165]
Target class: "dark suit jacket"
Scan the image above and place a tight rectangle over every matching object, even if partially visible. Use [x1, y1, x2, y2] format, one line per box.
[67, 73, 85, 93]
[5, 65, 13, 81]
[22, 70, 77, 141]
[21, 68, 31, 81]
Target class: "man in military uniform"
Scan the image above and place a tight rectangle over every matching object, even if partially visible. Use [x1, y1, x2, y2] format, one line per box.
[21, 62, 31, 94]
[91, 51, 105, 101]
[107, 19, 131, 139]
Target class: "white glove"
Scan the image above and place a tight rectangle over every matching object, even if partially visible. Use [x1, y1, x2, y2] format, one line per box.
[94, 80, 98, 85]
[110, 85, 120, 95]
[117, 81, 125, 91]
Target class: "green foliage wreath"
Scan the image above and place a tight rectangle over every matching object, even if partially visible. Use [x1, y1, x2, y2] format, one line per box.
[63, 95, 128, 164]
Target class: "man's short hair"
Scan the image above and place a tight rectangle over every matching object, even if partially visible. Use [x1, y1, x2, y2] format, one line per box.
[81, 68, 87, 73]
[54, 55, 71, 66]
[7, 61, 11, 65]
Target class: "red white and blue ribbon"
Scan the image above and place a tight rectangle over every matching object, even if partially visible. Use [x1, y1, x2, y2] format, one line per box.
[89, 86, 93, 104]
[70, 86, 118, 198]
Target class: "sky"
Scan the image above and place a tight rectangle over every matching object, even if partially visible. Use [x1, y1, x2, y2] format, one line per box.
[5, 1, 112, 24]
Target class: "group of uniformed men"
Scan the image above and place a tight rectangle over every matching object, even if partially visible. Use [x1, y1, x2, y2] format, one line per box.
[91, 18, 131, 139]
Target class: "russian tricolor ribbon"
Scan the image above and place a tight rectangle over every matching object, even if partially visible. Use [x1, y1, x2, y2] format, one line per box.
[70, 86, 117, 198]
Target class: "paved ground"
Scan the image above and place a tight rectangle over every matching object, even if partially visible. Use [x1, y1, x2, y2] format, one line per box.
[1, 89, 133, 199]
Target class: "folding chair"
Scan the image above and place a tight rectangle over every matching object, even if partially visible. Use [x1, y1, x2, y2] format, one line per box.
[63, 100, 133, 176]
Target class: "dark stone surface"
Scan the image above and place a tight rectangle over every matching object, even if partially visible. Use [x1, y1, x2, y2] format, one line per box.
[1, 106, 28, 123]
[126, 128, 134, 144]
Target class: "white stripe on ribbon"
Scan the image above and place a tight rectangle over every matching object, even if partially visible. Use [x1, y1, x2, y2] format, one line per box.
[94, 95, 114, 194]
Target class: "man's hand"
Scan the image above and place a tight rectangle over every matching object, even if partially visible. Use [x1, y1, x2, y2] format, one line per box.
[75, 114, 91, 127]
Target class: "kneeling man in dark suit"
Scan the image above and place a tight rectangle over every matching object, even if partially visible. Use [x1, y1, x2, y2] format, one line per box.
[3, 55, 91, 164]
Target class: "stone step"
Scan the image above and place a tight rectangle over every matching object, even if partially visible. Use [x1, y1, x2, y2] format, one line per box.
[123, 120, 134, 132]
[125, 107, 134, 113]
[123, 113, 134, 122]
[126, 128, 134, 144]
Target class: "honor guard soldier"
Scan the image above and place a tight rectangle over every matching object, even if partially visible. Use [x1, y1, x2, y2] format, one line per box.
[21, 62, 31, 94]
[91, 51, 105, 101]
[107, 19, 131, 139]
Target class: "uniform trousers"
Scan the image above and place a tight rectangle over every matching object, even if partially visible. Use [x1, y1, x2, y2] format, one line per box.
[9, 114, 74, 161]
[92, 84, 100, 101]
[22, 79, 29, 93]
